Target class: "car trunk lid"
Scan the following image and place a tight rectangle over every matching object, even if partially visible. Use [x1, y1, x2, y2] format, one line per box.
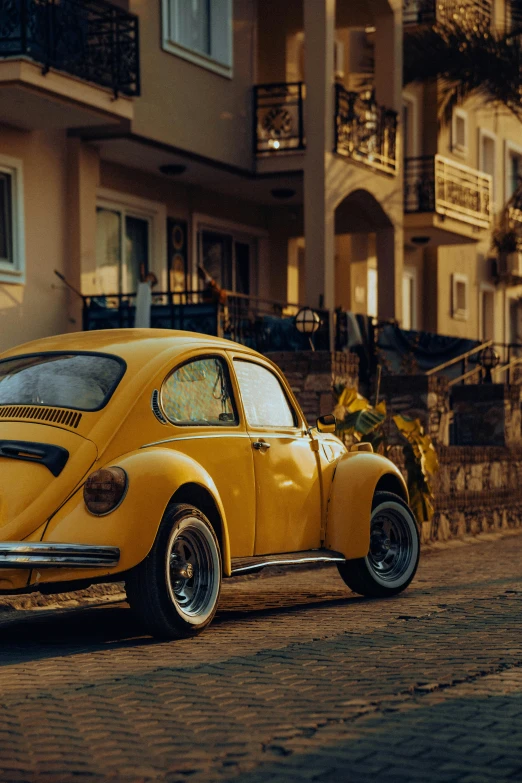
[0, 421, 97, 541]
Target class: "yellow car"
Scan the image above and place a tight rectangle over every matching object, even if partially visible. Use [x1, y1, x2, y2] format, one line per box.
[0, 329, 419, 638]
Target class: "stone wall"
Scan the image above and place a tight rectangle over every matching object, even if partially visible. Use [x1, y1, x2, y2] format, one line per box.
[266, 351, 359, 424]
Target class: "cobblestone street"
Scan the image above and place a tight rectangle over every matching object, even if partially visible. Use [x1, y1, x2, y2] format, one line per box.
[0, 532, 521, 783]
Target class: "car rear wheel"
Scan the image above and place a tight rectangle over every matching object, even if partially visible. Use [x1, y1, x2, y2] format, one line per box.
[337, 491, 420, 598]
[126, 503, 222, 639]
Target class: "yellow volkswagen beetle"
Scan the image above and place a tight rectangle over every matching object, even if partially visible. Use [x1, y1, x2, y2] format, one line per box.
[0, 329, 419, 638]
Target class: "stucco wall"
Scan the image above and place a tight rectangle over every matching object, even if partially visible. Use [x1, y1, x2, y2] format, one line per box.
[0, 127, 71, 353]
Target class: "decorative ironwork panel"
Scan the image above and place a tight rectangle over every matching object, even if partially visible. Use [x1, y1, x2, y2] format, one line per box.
[404, 156, 437, 213]
[0, 0, 140, 97]
[254, 82, 305, 154]
[404, 155, 492, 228]
[334, 85, 398, 175]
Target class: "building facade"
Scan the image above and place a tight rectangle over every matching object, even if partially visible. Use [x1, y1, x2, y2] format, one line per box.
[0, 0, 519, 354]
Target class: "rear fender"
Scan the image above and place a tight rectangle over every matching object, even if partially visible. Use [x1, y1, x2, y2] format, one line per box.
[39, 448, 232, 583]
[325, 452, 408, 560]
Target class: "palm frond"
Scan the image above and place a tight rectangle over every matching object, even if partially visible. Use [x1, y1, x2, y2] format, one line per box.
[404, 20, 522, 124]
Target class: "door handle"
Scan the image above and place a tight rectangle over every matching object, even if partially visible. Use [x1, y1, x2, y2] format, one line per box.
[252, 440, 271, 451]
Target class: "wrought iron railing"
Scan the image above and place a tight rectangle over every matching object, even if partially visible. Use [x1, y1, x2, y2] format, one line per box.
[82, 290, 331, 352]
[0, 0, 140, 97]
[404, 154, 492, 228]
[334, 85, 398, 175]
[254, 82, 305, 154]
[403, 0, 492, 27]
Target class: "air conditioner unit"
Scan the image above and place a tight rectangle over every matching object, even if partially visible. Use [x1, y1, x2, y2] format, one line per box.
[499, 251, 522, 279]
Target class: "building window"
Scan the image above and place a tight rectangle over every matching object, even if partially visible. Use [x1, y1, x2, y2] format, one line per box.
[452, 108, 468, 157]
[198, 227, 255, 295]
[478, 129, 496, 204]
[506, 143, 522, 201]
[402, 268, 417, 330]
[452, 273, 469, 320]
[162, 0, 233, 78]
[0, 155, 25, 285]
[92, 190, 167, 296]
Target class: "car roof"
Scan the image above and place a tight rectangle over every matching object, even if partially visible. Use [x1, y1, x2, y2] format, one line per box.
[0, 329, 259, 367]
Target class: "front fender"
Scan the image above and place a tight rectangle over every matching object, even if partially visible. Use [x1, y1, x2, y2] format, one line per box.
[325, 452, 408, 560]
[39, 447, 231, 584]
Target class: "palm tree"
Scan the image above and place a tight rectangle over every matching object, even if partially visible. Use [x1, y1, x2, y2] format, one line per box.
[404, 3, 522, 124]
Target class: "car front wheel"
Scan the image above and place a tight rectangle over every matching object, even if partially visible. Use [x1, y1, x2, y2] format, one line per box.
[126, 502, 222, 639]
[337, 490, 420, 598]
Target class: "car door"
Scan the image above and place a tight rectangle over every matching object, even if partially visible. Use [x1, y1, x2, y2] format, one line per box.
[159, 352, 256, 558]
[231, 355, 322, 555]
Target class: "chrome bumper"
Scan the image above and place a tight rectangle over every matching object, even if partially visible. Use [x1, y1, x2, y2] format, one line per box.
[0, 542, 120, 569]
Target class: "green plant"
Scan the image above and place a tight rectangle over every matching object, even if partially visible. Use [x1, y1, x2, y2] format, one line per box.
[334, 385, 439, 524]
[492, 228, 520, 254]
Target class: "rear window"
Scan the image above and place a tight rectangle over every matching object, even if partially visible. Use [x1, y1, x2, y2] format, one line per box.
[0, 353, 125, 411]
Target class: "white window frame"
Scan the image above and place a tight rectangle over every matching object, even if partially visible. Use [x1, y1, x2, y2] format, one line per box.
[95, 188, 167, 294]
[402, 266, 418, 330]
[504, 139, 522, 204]
[479, 282, 495, 342]
[0, 154, 25, 285]
[161, 0, 233, 79]
[191, 212, 268, 295]
[452, 108, 469, 158]
[478, 128, 497, 207]
[402, 92, 420, 158]
[452, 272, 469, 321]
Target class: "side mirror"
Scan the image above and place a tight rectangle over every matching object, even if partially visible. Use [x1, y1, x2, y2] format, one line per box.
[316, 414, 336, 433]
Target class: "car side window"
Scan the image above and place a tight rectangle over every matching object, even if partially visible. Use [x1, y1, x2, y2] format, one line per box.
[234, 360, 295, 428]
[161, 356, 238, 426]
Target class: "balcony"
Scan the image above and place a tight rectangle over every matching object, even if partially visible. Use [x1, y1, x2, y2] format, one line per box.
[254, 82, 398, 176]
[334, 85, 398, 175]
[254, 82, 305, 155]
[0, 0, 139, 129]
[404, 154, 492, 242]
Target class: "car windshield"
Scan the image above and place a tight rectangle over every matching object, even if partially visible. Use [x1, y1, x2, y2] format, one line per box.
[0, 353, 125, 411]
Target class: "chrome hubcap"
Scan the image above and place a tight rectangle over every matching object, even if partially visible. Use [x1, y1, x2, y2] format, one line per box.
[166, 518, 219, 623]
[367, 504, 415, 584]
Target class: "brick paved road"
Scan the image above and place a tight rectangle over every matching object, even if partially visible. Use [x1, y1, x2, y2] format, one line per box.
[0, 533, 521, 783]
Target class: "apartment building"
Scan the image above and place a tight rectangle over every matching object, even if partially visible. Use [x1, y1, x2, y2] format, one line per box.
[0, 0, 403, 352]
[402, 0, 522, 346]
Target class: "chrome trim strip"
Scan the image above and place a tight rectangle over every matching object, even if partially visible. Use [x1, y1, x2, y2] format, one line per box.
[141, 432, 309, 448]
[0, 542, 120, 569]
[231, 552, 346, 576]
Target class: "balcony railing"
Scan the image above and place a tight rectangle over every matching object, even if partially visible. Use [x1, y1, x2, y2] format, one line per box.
[82, 290, 331, 353]
[334, 85, 398, 175]
[254, 82, 305, 154]
[404, 154, 492, 228]
[403, 0, 492, 28]
[0, 0, 140, 97]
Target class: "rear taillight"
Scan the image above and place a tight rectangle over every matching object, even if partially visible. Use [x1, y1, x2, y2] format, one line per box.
[84, 467, 127, 516]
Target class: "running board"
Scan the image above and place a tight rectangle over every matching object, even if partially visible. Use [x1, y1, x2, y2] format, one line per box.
[230, 549, 346, 576]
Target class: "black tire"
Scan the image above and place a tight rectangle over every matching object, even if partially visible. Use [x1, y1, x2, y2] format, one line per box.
[337, 491, 420, 598]
[126, 503, 222, 639]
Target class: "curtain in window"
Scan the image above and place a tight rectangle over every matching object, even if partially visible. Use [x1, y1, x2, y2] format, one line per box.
[95, 208, 121, 294]
[176, 0, 211, 56]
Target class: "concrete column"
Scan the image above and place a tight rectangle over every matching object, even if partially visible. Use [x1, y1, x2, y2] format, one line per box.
[376, 225, 403, 322]
[374, 7, 402, 113]
[66, 138, 100, 330]
[303, 0, 336, 314]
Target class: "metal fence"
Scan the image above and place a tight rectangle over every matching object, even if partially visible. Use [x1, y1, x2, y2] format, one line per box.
[0, 0, 140, 97]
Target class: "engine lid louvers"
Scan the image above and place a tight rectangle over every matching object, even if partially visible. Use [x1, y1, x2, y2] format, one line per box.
[0, 405, 82, 429]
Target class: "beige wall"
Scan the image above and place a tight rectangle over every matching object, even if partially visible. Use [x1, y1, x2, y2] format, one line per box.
[129, 0, 256, 171]
[0, 127, 72, 353]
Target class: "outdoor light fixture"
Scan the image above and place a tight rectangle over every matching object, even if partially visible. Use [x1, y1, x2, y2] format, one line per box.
[411, 236, 430, 246]
[295, 307, 321, 350]
[271, 188, 296, 199]
[159, 164, 187, 176]
[479, 345, 500, 383]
